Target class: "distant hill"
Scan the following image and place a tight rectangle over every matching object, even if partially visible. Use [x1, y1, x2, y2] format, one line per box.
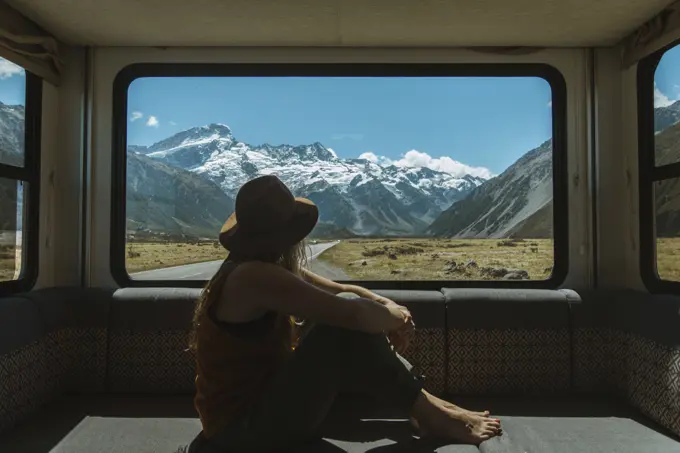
[309, 222, 357, 240]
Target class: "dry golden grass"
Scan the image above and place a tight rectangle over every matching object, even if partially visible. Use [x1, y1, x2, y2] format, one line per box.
[0, 245, 20, 282]
[318, 238, 555, 280]
[656, 238, 680, 281]
[125, 241, 228, 274]
[4, 237, 680, 282]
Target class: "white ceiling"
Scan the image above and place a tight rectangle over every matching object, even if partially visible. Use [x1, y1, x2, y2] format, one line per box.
[7, 0, 674, 48]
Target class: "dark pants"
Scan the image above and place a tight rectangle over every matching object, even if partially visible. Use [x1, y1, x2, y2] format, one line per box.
[189, 322, 425, 453]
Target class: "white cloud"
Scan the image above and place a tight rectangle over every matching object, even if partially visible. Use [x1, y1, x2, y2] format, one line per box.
[332, 133, 364, 141]
[0, 58, 24, 79]
[326, 148, 338, 159]
[146, 116, 159, 127]
[547, 100, 552, 107]
[129, 111, 143, 122]
[359, 152, 378, 163]
[393, 150, 493, 179]
[359, 152, 393, 166]
[169, 121, 178, 126]
[654, 83, 674, 108]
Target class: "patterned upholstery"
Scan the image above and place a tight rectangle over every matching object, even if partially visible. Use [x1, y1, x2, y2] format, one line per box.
[44, 328, 108, 393]
[108, 330, 195, 393]
[0, 339, 53, 434]
[448, 328, 570, 395]
[107, 288, 198, 393]
[443, 288, 572, 396]
[401, 328, 446, 395]
[572, 290, 680, 438]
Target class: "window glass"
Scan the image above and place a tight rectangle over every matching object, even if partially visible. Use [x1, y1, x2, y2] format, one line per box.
[652, 46, 680, 282]
[125, 76, 555, 281]
[0, 178, 24, 282]
[0, 57, 25, 168]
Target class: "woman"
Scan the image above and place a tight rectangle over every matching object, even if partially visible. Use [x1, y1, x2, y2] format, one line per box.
[187, 175, 501, 453]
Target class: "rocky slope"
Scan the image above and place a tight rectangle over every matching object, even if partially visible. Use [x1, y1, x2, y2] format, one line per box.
[428, 139, 552, 238]
[126, 151, 234, 239]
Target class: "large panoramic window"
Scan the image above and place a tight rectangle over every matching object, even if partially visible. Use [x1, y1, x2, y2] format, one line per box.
[0, 57, 40, 295]
[640, 43, 680, 291]
[113, 64, 566, 288]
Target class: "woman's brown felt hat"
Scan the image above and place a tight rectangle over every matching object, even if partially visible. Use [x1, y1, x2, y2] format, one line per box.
[219, 175, 319, 254]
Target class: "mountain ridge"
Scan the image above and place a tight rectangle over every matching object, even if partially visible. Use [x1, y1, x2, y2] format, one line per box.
[133, 123, 487, 235]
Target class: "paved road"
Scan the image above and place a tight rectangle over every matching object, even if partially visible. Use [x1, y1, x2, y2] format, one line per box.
[131, 241, 345, 281]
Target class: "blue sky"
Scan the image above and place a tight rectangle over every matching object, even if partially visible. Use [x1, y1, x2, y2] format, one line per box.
[655, 45, 680, 108]
[128, 76, 552, 176]
[0, 56, 554, 177]
[0, 58, 26, 105]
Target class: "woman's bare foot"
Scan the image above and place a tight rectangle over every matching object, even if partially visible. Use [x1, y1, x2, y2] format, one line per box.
[424, 391, 490, 417]
[410, 392, 501, 445]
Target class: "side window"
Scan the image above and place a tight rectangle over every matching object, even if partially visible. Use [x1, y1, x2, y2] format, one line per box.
[0, 57, 40, 294]
[640, 44, 680, 289]
[112, 65, 566, 288]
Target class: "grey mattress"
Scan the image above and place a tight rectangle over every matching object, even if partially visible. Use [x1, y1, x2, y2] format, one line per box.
[0, 394, 678, 453]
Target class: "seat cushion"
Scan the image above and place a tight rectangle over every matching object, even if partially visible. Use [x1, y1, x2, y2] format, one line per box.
[452, 396, 680, 453]
[2, 395, 679, 453]
[443, 289, 572, 395]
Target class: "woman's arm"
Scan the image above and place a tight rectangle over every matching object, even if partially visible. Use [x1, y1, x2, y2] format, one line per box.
[228, 261, 408, 334]
[301, 267, 398, 306]
[300, 267, 415, 353]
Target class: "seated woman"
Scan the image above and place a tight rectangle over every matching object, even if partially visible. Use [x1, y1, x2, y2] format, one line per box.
[187, 175, 501, 453]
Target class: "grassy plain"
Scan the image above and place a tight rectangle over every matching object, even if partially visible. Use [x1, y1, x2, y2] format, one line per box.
[125, 241, 228, 274]
[3, 238, 680, 282]
[0, 245, 20, 281]
[317, 238, 555, 280]
[655, 238, 680, 281]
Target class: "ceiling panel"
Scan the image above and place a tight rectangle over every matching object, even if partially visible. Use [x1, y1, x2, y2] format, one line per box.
[7, 0, 674, 47]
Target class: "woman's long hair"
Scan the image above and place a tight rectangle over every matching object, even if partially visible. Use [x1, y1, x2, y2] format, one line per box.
[188, 241, 309, 352]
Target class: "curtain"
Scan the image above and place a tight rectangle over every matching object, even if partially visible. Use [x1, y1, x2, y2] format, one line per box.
[0, 1, 61, 86]
[621, 2, 680, 68]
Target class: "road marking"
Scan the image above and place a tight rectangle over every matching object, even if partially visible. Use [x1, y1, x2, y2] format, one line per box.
[180, 272, 205, 279]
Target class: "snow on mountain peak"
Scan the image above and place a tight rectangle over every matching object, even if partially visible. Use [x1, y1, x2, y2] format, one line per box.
[134, 124, 489, 235]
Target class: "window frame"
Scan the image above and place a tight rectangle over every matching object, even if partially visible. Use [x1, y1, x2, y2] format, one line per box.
[638, 41, 680, 293]
[111, 63, 568, 290]
[0, 72, 42, 296]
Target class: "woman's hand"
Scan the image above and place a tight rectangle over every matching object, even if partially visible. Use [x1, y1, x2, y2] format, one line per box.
[388, 311, 416, 354]
[382, 302, 415, 354]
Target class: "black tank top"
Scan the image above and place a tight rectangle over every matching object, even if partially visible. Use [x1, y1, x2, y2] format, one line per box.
[207, 259, 278, 338]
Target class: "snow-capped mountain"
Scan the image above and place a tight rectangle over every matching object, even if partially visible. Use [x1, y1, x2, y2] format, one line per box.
[132, 124, 486, 235]
[428, 139, 553, 238]
[0, 102, 24, 167]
